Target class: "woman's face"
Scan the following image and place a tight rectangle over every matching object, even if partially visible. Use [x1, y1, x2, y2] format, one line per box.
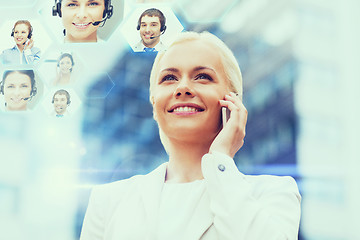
[61, 0, 105, 42]
[3, 72, 32, 111]
[13, 23, 30, 46]
[59, 56, 73, 74]
[152, 40, 230, 143]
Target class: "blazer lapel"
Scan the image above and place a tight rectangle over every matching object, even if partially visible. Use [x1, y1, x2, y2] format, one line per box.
[184, 189, 214, 240]
[138, 163, 214, 240]
[139, 162, 168, 240]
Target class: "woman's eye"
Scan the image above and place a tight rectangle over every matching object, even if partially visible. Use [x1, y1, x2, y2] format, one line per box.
[161, 75, 177, 82]
[195, 74, 213, 81]
[66, 3, 77, 7]
[21, 84, 29, 88]
[89, 2, 99, 6]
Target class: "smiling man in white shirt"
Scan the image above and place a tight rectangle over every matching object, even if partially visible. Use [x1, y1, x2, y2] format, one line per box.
[134, 8, 167, 52]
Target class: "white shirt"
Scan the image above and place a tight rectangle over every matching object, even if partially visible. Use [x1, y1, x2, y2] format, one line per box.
[157, 180, 206, 239]
[133, 41, 166, 52]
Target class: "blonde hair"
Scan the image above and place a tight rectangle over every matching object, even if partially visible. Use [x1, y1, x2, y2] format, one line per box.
[149, 31, 243, 153]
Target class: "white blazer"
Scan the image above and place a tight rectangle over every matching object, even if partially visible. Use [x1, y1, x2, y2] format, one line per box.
[80, 152, 301, 240]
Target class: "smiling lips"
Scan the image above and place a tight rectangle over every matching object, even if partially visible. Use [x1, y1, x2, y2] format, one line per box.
[169, 104, 204, 115]
[73, 22, 91, 29]
[10, 97, 25, 103]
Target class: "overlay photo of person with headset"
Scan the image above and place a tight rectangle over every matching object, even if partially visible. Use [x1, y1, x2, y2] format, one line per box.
[52, 0, 114, 43]
[134, 8, 167, 52]
[52, 89, 71, 117]
[0, 20, 41, 65]
[0, 70, 37, 111]
[53, 53, 75, 85]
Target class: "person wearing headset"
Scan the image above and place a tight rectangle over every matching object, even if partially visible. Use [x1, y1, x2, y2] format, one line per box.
[52, 0, 113, 43]
[134, 8, 167, 52]
[0, 70, 37, 111]
[52, 89, 71, 117]
[80, 32, 301, 239]
[53, 53, 75, 85]
[0, 20, 41, 65]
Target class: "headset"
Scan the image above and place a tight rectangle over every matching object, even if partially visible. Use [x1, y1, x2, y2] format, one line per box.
[52, 0, 113, 21]
[57, 53, 75, 72]
[0, 70, 37, 101]
[11, 20, 33, 39]
[137, 8, 167, 33]
[52, 89, 71, 105]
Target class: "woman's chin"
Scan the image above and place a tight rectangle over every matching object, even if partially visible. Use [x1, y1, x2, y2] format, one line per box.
[165, 125, 219, 143]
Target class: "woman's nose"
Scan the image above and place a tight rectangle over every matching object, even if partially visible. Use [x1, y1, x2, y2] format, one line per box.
[14, 87, 21, 95]
[174, 80, 194, 98]
[76, 6, 88, 18]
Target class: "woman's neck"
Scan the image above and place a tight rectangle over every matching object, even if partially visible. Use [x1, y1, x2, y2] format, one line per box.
[165, 139, 211, 183]
[17, 44, 24, 52]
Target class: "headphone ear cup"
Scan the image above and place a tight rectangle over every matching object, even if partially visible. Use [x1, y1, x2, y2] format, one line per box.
[57, 2, 62, 17]
[11, 30, 14, 37]
[162, 25, 166, 33]
[107, 5, 113, 19]
[31, 86, 37, 98]
[137, 24, 140, 31]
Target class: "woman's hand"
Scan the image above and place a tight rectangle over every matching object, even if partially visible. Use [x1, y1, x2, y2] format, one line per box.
[24, 38, 34, 50]
[209, 92, 248, 158]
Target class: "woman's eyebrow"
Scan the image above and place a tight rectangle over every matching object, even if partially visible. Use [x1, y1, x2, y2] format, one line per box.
[160, 66, 216, 73]
[193, 66, 216, 73]
[160, 68, 179, 73]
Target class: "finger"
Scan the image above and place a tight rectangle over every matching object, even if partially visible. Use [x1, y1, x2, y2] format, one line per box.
[219, 99, 238, 112]
[224, 92, 241, 107]
[220, 99, 248, 130]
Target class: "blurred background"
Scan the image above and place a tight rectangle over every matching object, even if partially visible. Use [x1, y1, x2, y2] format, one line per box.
[0, 0, 359, 239]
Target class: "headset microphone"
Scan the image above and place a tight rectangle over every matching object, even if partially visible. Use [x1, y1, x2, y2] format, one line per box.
[23, 97, 31, 101]
[150, 31, 164, 39]
[92, 19, 105, 26]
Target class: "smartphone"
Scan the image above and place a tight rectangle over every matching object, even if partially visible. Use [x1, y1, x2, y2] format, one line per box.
[222, 107, 230, 127]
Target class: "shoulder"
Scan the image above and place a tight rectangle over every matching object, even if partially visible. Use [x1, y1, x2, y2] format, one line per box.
[245, 174, 297, 187]
[91, 174, 143, 201]
[244, 174, 300, 200]
[90, 163, 166, 203]
[2, 47, 16, 53]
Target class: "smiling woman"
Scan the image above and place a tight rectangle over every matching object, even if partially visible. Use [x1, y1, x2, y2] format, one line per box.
[80, 31, 301, 240]
[53, 53, 75, 85]
[0, 20, 41, 64]
[0, 70, 37, 111]
[52, 0, 113, 43]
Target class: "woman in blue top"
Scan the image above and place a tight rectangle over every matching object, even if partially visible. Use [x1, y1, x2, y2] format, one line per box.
[0, 20, 41, 65]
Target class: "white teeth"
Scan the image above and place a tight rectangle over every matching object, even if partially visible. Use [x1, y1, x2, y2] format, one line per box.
[75, 23, 89, 26]
[174, 107, 198, 112]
